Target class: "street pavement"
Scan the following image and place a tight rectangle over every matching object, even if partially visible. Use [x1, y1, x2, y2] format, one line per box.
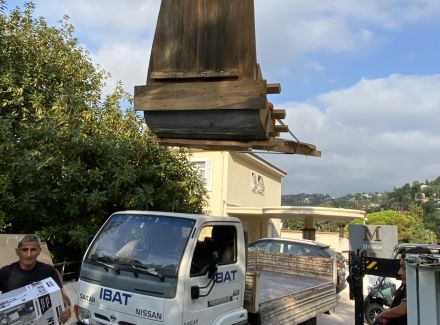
[318, 286, 364, 325]
[64, 281, 78, 325]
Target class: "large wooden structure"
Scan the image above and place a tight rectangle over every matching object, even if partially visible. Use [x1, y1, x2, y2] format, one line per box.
[134, 0, 320, 156]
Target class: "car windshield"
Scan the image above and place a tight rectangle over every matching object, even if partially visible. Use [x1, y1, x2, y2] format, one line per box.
[84, 213, 195, 277]
[324, 247, 334, 255]
[249, 239, 333, 257]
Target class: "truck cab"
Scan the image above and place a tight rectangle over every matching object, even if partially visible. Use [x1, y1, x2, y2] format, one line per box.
[76, 210, 248, 325]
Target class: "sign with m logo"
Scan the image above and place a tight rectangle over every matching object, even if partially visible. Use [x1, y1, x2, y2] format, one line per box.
[349, 224, 398, 258]
[364, 226, 382, 241]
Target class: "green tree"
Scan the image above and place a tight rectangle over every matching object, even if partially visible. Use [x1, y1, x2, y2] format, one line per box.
[283, 219, 304, 230]
[0, 2, 207, 261]
[407, 202, 424, 221]
[387, 183, 412, 211]
[344, 210, 436, 243]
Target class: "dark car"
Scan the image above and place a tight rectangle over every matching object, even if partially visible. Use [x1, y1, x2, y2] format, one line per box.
[248, 238, 347, 293]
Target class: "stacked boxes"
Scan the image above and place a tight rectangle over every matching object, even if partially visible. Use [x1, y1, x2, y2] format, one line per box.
[0, 277, 64, 325]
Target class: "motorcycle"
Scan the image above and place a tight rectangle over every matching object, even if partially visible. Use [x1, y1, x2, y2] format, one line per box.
[363, 277, 395, 325]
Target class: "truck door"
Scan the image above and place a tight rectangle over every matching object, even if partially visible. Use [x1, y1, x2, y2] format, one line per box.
[183, 224, 246, 325]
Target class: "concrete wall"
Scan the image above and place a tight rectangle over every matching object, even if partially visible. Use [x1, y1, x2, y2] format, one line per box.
[281, 229, 342, 252]
[188, 151, 226, 216]
[225, 153, 282, 208]
[226, 153, 283, 237]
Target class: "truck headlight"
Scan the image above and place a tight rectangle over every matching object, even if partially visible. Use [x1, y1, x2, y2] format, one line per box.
[76, 306, 92, 325]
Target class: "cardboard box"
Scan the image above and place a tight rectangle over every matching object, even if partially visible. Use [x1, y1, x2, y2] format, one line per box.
[0, 277, 64, 325]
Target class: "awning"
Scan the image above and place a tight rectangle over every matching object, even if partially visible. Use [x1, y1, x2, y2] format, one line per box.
[225, 206, 365, 223]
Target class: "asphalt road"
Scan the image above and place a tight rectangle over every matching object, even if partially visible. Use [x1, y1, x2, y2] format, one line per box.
[317, 286, 364, 325]
[64, 281, 78, 325]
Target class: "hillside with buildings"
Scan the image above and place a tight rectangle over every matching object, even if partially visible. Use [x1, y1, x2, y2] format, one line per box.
[283, 176, 440, 211]
[282, 176, 440, 236]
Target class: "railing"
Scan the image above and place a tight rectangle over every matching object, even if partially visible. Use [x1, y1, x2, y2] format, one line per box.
[54, 261, 79, 282]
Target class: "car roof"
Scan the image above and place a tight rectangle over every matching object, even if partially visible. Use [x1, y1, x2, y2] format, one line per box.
[394, 243, 440, 253]
[250, 237, 330, 248]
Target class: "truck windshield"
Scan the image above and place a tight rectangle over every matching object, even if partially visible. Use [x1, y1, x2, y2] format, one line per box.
[84, 214, 194, 278]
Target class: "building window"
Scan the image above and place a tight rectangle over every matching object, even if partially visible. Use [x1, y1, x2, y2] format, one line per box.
[190, 160, 212, 191]
[250, 171, 265, 195]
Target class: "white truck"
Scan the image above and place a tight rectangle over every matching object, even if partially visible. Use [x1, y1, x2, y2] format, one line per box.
[75, 211, 337, 325]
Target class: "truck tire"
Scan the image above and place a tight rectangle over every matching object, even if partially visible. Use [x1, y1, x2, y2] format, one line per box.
[247, 312, 261, 325]
[364, 302, 384, 325]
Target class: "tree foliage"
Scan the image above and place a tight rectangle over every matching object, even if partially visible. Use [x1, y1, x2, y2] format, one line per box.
[283, 179, 440, 242]
[0, 2, 207, 261]
[343, 210, 436, 243]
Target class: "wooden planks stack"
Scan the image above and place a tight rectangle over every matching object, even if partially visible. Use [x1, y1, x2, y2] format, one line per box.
[134, 0, 320, 156]
[247, 250, 334, 280]
[244, 271, 260, 314]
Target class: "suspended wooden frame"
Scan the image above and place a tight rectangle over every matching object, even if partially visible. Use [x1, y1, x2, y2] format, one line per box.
[134, 0, 320, 157]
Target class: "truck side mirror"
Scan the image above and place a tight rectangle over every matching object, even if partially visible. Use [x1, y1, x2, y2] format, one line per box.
[191, 252, 218, 299]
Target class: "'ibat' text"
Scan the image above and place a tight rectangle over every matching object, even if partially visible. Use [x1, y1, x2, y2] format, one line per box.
[99, 288, 132, 305]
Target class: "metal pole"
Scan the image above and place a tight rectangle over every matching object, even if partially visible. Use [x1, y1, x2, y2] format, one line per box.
[349, 250, 364, 325]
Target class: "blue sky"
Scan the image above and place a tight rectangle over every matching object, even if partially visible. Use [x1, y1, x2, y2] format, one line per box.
[5, 0, 440, 196]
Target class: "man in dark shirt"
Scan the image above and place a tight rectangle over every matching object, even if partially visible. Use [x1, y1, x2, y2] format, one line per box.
[375, 246, 432, 325]
[0, 234, 71, 323]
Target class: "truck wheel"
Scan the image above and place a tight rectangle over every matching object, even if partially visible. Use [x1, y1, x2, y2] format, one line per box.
[364, 302, 384, 325]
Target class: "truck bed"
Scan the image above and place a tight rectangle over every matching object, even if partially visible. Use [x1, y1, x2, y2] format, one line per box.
[258, 270, 336, 324]
[258, 269, 331, 303]
[245, 251, 338, 324]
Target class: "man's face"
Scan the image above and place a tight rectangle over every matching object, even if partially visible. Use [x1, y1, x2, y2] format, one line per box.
[16, 240, 41, 270]
[397, 257, 406, 282]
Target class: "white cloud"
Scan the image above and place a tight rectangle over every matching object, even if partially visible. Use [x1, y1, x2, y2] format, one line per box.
[22, 0, 439, 97]
[32, 0, 160, 95]
[265, 74, 440, 195]
[90, 41, 151, 95]
[36, 0, 160, 39]
[319, 74, 440, 133]
[254, 0, 440, 79]
[399, 0, 440, 22]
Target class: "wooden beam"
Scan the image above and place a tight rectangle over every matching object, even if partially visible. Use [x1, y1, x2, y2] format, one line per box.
[150, 69, 239, 79]
[155, 137, 321, 156]
[267, 83, 281, 94]
[134, 80, 267, 111]
[273, 125, 289, 133]
[271, 109, 286, 119]
[250, 138, 321, 156]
